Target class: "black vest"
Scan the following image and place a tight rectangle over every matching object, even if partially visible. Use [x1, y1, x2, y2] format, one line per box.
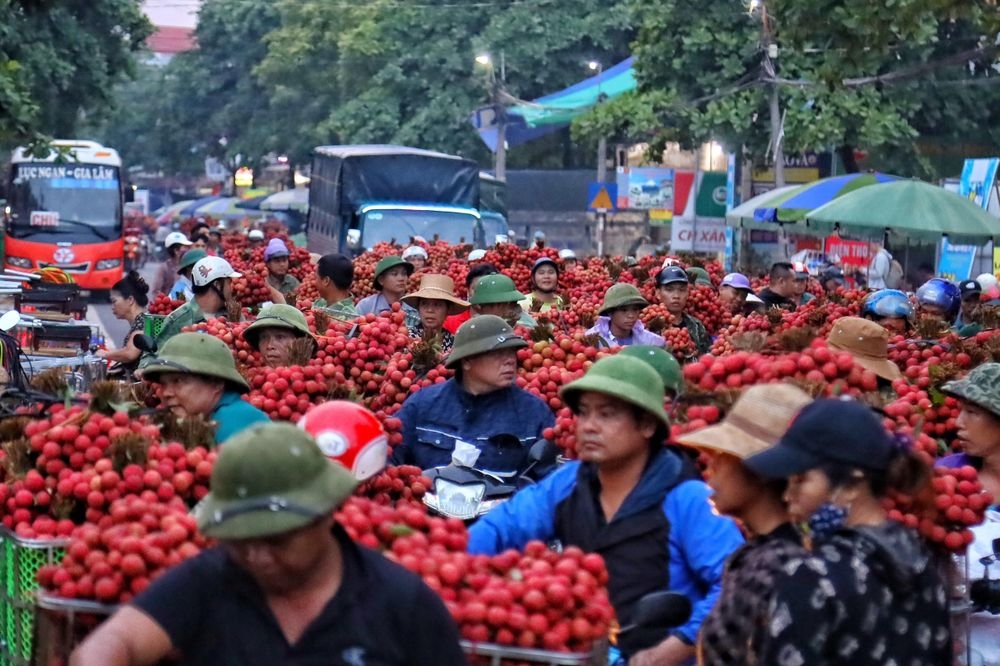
[553, 461, 691, 628]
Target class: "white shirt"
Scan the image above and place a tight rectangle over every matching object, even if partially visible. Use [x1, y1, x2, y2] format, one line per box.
[868, 248, 891, 289]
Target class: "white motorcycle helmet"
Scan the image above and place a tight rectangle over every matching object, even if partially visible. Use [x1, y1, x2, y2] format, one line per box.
[976, 273, 998, 292]
[192, 256, 242, 287]
[558, 248, 577, 261]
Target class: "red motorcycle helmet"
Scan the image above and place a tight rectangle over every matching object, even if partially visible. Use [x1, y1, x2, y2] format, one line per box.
[297, 401, 388, 481]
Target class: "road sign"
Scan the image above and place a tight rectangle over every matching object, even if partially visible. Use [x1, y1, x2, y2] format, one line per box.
[587, 183, 617, 211]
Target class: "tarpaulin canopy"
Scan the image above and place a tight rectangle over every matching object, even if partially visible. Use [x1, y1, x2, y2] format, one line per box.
[475, 58, 636, 152]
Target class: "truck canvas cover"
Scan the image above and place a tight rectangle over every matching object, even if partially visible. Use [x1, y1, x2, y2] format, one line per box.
[310, 145, 480, 217]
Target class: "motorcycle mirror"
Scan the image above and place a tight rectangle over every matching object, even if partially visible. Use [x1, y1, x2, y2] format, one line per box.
[0, 310, 20, 332]
[133, 334, 157, 354]
[630, 592, 692, 630]
[528, 439, 559, 465]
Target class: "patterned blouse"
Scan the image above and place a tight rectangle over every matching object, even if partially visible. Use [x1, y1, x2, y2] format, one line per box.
[407, 323, 454, 355]
[757, 522, 951, 666]
[120, 313, 146, 377]
[698, 523, 805, 665]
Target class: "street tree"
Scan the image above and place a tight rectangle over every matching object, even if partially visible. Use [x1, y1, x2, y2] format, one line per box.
[0, 0, 151, 146]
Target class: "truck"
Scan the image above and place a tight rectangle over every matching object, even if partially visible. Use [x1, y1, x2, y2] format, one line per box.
[306, 145, 508, 255]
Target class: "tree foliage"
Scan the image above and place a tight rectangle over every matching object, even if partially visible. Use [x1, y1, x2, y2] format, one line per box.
[0, 0, 151, 146]
[575, 0, 1000, 173]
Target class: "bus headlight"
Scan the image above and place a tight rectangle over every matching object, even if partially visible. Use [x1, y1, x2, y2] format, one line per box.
[95, 259, 121, 270]
[7, 257, 31, 269]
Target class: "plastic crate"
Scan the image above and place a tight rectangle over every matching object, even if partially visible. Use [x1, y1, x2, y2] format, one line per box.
[0, 530, 67, 666]
[143, 314, 166, 339]
[33, 595, 115, 665]
[461, 640, 605, 666]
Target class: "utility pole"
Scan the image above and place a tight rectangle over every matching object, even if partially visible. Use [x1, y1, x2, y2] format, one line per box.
[589, 61, 607, 184]
[761, 3, 785, 187]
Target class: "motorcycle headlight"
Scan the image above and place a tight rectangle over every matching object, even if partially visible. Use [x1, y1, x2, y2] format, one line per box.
[96, 259, 121, 270]
[7, 256, 31, 269]
[432, 478, 486, 521]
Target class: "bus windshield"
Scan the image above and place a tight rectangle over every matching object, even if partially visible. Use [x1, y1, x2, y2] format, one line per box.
[360, 208, 482, 248]
[7, 163, 121, 242]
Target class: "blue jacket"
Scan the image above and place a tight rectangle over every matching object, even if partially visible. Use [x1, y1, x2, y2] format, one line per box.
[212, 391, 270, 445]
[468, 451, 743, 646]
[391, 378, 554, 474]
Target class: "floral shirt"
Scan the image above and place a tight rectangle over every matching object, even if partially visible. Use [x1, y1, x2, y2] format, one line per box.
[759, 522, 950, 666]
[698, 523, 805, 665]
[407, 323, 454, 355]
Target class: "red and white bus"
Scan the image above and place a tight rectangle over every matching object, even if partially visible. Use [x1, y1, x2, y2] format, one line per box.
[4, 140, 125, 291]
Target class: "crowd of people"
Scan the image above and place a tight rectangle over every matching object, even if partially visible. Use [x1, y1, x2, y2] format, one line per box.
[70, 224, 1000, 666]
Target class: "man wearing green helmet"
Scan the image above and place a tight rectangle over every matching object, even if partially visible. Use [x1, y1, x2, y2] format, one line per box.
[242, 304, 318, 368]
[468, 355, 742, 665]
[142, 332, 269, 444]
[618, 344, 683, 399]
[71, 423, 466, 666]
[468, 273, 537, 329]
[392, 315, 554, 476]
[586, 283, 665, 348]
[355, 255, 419, 327]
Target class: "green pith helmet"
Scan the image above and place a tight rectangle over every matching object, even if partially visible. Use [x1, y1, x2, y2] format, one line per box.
[445, 315, 527, 369]
[560, 355, 669, 427]
[178, 249, 208, 274]
[242, 304, 316, 351]
[618, 345, 682, 396]
[686, 267, 713, 287]
[599, 283, 648, 316]
[943, 362, 1000, 419]
[196, 422, 358, 540]
[142, 332, 250, 393]
[372, 256, 414, 290]
[469, 274, 524, 305]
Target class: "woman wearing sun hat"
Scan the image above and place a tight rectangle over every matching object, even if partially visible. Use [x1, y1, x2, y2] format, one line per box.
[675, 383, 812, 665]
[401, 274, 469, 354]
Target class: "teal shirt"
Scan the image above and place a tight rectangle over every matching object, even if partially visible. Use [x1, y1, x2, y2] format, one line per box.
[212, 391, 270, 445]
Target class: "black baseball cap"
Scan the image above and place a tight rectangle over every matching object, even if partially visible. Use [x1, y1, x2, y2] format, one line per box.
[656, 265, 689, 286]
[960, 280, 982, 299]
[744, 399, 893, 479]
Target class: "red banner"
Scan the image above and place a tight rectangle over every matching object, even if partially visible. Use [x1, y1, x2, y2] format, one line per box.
[824, 236, 870, 270]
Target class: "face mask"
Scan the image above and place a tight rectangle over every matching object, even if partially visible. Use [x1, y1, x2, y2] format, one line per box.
[807, 502, 849, 541]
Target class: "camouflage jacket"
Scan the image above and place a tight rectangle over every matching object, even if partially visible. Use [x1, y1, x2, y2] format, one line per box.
[313, 297, 359, 323]
[679, 312, 711, 356]
[155, 301, 208, 346]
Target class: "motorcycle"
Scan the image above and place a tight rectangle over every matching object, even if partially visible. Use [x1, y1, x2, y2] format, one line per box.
[123, 231, 143, 272]
[422, 437, 559, 521]
[613, 591, 692, 663]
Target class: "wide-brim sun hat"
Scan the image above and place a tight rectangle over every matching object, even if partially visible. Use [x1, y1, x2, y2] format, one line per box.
[196, 422, 358, 540]
[942, 362, 1000, 420]
[401, 274, 470, 315]
[677, 383, 812, 459]
[372, 256, 414, 290]
[826, 316, 902, 382]
[445, 315, 527, 369]
[598, 283, 648, 316]
[243, 304, 317, 350]
[142, 332, 250, 393]
[560, 355, 669, 428]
